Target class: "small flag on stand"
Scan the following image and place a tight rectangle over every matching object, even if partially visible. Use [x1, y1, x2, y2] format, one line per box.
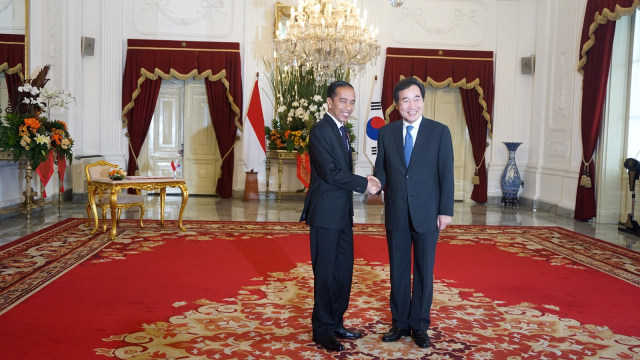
[242, 78, 267, 172]
[171, 160, 177, 171]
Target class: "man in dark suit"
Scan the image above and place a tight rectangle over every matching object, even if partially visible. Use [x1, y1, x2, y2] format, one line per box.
[374, 77, 454, 348]
[300, 81, 380, 352]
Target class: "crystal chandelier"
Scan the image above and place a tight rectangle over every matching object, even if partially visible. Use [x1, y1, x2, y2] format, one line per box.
[274, 0, 381, 82]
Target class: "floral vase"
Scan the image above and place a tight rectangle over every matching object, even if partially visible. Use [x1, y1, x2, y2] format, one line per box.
[501, 142, 523, 206]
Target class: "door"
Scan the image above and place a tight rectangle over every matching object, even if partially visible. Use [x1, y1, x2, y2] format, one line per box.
[423, 86, 474, 202]
[138, 79, 221, 195]
[182, 83, 221, 195]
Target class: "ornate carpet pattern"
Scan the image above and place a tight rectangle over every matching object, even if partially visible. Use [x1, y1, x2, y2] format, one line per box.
[0, 218, 112, 315]
[1, 220, 640, 359]
[97, 260, 640, 360]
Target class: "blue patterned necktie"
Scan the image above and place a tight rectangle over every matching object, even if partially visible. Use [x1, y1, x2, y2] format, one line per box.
[404, 125, 414, 167]
[339, 126, 350, 153]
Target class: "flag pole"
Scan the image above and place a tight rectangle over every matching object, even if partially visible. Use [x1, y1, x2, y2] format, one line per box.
[243, 72, 262, 202]
[366, 75, 384, 205]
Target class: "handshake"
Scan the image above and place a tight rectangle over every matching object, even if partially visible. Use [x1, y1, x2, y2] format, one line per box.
[366, 175, 381, 194]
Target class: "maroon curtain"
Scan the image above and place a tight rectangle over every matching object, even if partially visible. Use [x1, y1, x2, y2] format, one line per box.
[460, 89, 488, 203]
[125, 78, 162, 177]
[382, 48, 494, 203]
[575, 0, 639, 220]
[0, 34, 25, 102]
[122, 39, 242, 198]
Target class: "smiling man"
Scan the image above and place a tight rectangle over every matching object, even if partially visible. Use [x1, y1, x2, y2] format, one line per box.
[374, 77, 454, 349]
[300, 81, 380, 352]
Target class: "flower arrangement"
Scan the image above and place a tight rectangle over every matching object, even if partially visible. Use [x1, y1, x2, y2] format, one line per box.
[108, 168, 127, 180]
[0, 65, 75, 169]
[264, 62, 353, 153]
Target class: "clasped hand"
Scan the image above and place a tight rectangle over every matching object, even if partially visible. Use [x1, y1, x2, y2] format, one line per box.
[366, 176, 381, 194]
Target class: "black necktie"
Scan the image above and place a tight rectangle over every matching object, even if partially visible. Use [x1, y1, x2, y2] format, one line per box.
[339, 126, 350, 153]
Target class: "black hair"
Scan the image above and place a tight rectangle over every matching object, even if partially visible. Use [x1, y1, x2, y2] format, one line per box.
[392, 77, 425, 103]
[327, 80, 354, 99]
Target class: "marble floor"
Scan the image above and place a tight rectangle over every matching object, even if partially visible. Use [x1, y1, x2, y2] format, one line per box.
[1, 195, 640, 252]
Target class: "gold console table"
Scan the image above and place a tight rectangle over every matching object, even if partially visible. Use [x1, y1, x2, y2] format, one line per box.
[0, 151, 64, 223]
[88, 176, 189, 240]
[265, 150, 299, 199]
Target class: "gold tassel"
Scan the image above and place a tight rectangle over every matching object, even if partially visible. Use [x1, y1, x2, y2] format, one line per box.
[472, 170, 480, 185]
[579, 164, 592, 188]
[580, 174, 592, 188]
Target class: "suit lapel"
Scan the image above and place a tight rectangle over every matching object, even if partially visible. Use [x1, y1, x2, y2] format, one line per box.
[326, 115, 352, 170]
[410, 117, 429, 167]
[391, 121, 406, 169]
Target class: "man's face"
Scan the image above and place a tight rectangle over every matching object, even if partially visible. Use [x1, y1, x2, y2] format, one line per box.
[396, 84, 424, 124]
[327, 86, 356, 124]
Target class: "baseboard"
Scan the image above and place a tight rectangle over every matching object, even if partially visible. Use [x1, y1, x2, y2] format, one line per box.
[487, 196, 575, 220]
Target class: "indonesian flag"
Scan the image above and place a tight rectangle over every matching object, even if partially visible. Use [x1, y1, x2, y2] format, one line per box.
[242, 79, 266, 172]
[365, 78, 385, 165]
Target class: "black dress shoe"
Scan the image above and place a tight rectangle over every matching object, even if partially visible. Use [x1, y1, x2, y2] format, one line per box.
[413, 329, 431, 348]
[381, 326, 411, 342]
[313, 335, 345, 352]
[334, 326, 362, 339]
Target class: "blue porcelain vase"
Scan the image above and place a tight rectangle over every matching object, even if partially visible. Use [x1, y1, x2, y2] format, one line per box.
[501, 142, 522, 206]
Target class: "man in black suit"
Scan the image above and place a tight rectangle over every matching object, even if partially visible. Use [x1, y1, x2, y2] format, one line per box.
[300, 81, 380, 352]
[374, 77, 454, 348]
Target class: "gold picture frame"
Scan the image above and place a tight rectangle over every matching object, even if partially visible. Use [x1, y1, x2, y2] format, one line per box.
[274, 2, 291, 40]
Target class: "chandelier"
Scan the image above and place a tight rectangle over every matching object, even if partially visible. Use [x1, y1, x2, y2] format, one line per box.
[274, 0, 381, 82]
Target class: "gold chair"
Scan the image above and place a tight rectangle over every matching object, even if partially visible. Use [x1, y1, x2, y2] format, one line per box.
[85, 160, 145, 232]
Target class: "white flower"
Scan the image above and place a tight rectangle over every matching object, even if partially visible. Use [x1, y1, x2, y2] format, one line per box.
[35, 134, 50, 146]
[313, 95, 323, 102]
[277, 105, 287, 113]
[61, 138, 71, 149]
[20, 136, 31, 149]
[292, 101, 299, 107]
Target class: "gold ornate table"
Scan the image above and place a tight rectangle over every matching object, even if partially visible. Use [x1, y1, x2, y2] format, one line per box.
[265, 150, 298, 199]
[88, 176, 189, 240]
[0, 151, 63, 222]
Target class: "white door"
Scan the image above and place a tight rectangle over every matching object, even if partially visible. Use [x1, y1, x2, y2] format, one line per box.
[423, 86, 474, 202]
[183, 83, 221, 195]
[138, 79, 221, 195]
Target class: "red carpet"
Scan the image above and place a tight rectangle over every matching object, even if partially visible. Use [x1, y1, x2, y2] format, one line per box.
[1, 220, 639, 359]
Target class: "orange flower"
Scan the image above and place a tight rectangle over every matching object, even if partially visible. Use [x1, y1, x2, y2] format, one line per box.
[51, 133, 62, 145]
[284, 130, 291, 139]
[24, 118, 40, 133]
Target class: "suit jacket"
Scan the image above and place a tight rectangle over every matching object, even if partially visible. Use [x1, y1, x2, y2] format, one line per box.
[300, 115, 368, 229]
[374, 116, 454, 233]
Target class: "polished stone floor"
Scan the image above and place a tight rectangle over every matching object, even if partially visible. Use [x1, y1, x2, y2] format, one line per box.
[1, 195, 640, 252]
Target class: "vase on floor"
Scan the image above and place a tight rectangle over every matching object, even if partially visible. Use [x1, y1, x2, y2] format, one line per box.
[501, 142, 523, 206]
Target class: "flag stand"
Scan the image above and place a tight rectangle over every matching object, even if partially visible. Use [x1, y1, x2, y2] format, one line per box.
[366, 166, 383, 204]
[366, 192, 384, 205]
[242, 170, 260, 202]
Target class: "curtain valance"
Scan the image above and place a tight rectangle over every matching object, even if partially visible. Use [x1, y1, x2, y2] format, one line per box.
[122, 39, 242, 198]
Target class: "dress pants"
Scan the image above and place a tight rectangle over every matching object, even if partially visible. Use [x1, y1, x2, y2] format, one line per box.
[386, 219, 438, 331]
[310, 224, 354, 337]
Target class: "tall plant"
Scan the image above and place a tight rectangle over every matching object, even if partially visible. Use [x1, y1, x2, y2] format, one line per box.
[265, 60, 350, 153]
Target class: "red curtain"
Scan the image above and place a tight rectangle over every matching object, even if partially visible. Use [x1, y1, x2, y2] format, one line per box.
[382, 48, 494, 203]
[575, 0, 639, 220]
[0, 34, 25, 98]
[460, 89, 489, 203]
[122, 39, 242, 198]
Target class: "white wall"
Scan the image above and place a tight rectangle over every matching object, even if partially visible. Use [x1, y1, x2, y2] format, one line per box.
[1, 0, 593, 220]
